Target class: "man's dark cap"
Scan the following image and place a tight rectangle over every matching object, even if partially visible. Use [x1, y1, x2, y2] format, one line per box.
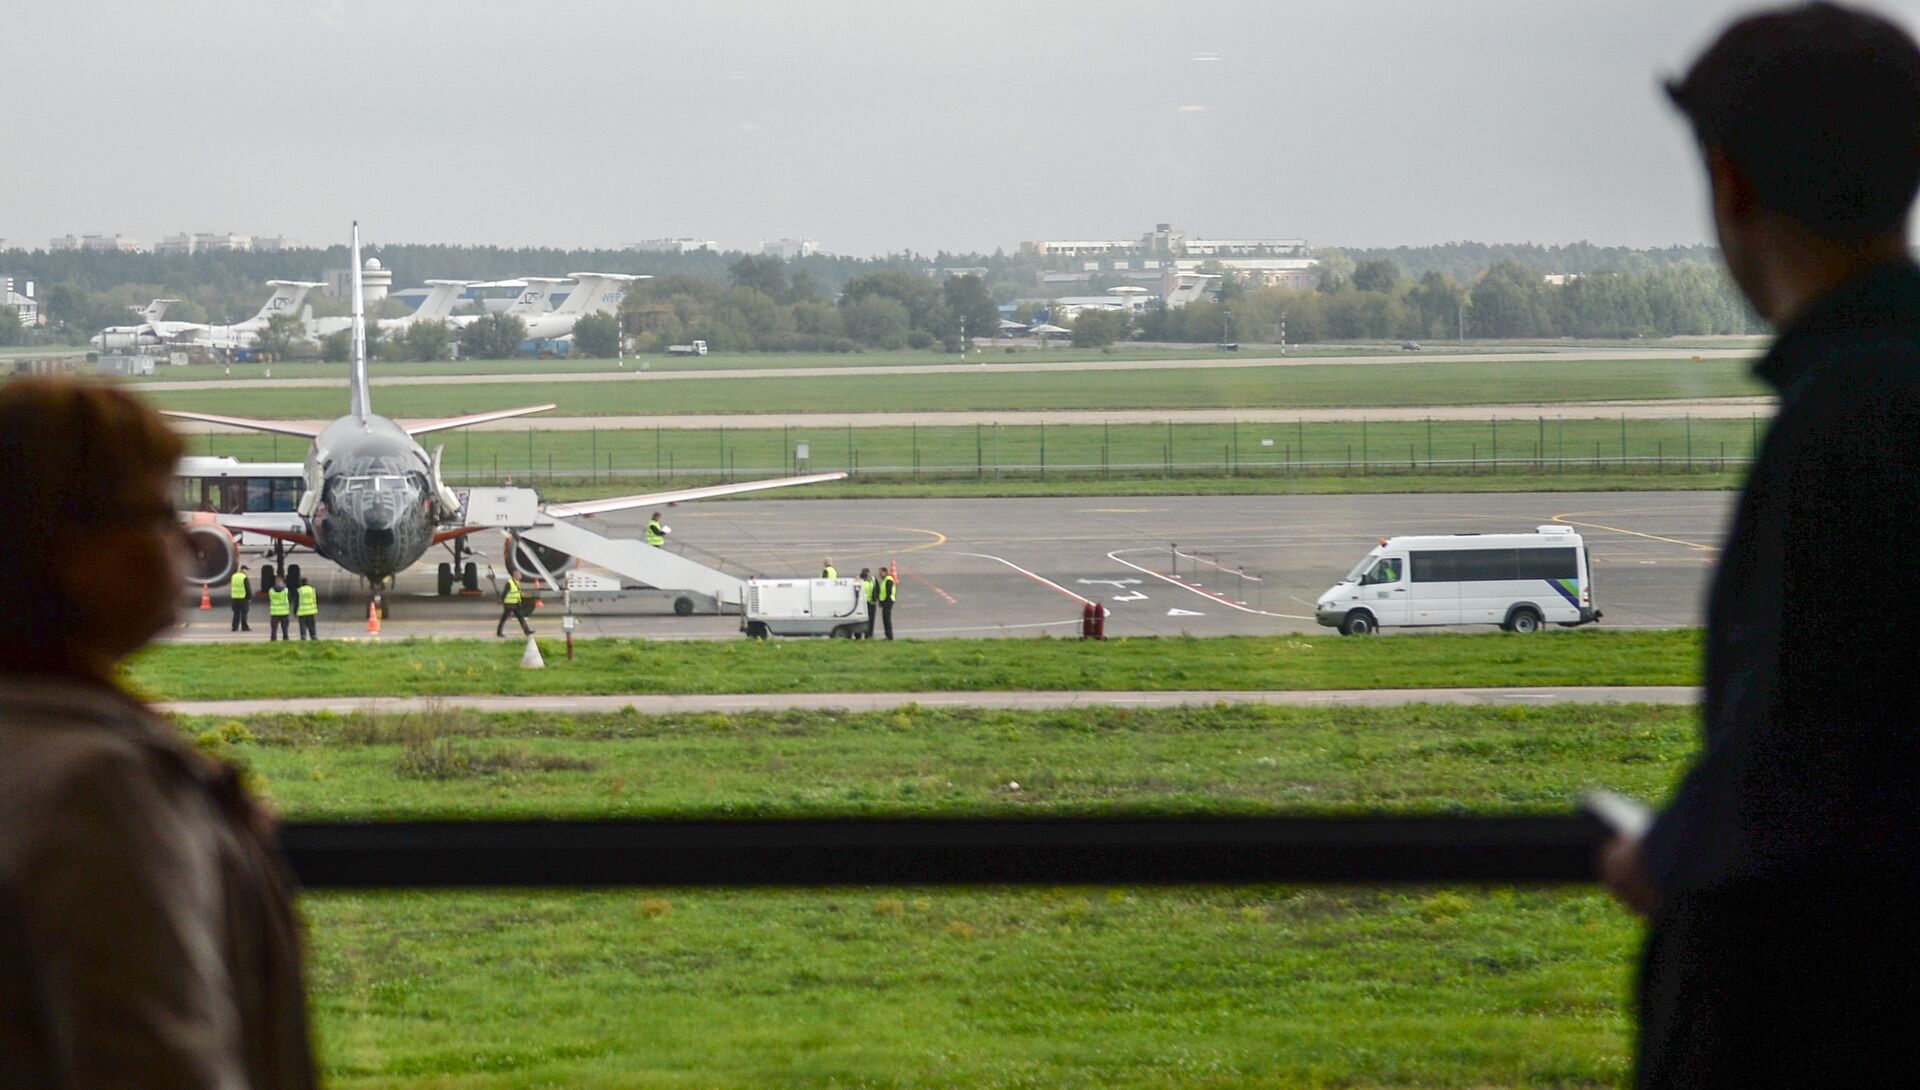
[1667, 2, 1920, 238]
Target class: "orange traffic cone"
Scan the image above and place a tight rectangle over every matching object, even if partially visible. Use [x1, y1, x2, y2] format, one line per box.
[367, 599, 381, 637]
[199, 584, 212, 610]
[533, 596, 544, 609]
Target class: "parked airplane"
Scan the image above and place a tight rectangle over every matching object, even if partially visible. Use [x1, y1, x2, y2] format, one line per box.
[306, 278, 473, 341]
[177, 281, 326, 350]
[164, 224, 840, 609]
[89, 299, 178, 350]
[518, 273, 644, 341]
[445, 277, 566, 331]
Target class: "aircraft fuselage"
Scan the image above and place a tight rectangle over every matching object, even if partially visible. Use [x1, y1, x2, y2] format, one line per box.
[308, 413, 439, 584]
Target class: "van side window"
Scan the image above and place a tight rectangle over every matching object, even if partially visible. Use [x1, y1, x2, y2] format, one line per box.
[1362, 558, 1402, 585]
[1411, 547, 1578, 582]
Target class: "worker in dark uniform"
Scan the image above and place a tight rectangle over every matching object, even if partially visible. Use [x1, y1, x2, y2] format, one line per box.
[295, 577, 318, 641]
[496, 572, 532, 637]
[229, 564, 251, 632]
[646, 511, 669, 547]
[266, 578, 290, 642]
[821, 558, 837, 579]
[875, 565, 898, 640]
[858, 567, 876, 639]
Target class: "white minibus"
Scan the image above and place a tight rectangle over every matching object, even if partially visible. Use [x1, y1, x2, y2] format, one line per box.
[1315, 525, 1601, 636]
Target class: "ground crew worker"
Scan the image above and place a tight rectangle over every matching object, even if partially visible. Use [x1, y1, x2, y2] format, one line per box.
[859, 567, 876, 639]
[496, 572, 532, 637]
[821, 558, 837, 579]
[229, 565, 252, 632]
[646, 511, 669, 547]
[875, 565, 898, 640]
[295, 577, 319, 640]
[266, 578, 291, 641]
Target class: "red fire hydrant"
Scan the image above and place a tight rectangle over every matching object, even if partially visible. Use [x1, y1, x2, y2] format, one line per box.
[1081, 601, 1096, 639]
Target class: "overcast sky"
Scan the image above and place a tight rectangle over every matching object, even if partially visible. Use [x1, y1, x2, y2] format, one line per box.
[6, 1, 1917, 256]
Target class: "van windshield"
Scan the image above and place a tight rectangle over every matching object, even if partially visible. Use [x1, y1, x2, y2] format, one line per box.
[1344, 554, 1380, 583]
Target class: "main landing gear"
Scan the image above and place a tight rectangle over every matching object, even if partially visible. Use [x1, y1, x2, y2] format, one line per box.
[436, 536, 481, 597]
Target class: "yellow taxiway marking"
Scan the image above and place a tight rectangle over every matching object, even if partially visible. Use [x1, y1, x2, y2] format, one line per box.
[845, 524, 948, 554]
[1551, 512, 1719, 552]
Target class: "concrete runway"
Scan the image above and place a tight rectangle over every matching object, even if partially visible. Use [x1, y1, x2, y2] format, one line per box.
[168, 490, 1730, 643]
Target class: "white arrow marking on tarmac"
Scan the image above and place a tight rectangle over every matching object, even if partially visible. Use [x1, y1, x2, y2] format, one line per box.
[1107, 549, 1312, 619]
[1167, 608, 1204, 617]
[1076, 578, 1143, 587]
[1112, 591, 1149, 602]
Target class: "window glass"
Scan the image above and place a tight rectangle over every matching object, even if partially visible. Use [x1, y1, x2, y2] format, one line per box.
[1516, 548, 1578, 580]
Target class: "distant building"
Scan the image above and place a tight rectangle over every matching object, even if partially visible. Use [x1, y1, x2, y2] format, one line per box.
[2, 275, 39, 326]
[323, 257, 393, 302]
[92, 234, 140, 252]
[1176, 257, 1321, 291]
[155, 233, 196, 255]
[50, 233, 140, 251]
[1542, 273, 1581, 286]
[193, 232, 251, 252]
[630, 238, 715, 254]
[1025, 223, 1310, 261]
[760, 238, 818, 259]
[253, 235, 297, 252]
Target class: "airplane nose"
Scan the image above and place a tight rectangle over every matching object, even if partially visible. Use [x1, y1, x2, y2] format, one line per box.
[364, 527, 394, 549]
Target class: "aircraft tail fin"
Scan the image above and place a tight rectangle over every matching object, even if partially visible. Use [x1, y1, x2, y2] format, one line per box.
[506, 278, 566, 315]
[349, 224, 371, 422]
[251, 280, 322, 324]
[557, 273, 639, 317]
[140, 299, 175, 324]
[413, 280, 471, 321]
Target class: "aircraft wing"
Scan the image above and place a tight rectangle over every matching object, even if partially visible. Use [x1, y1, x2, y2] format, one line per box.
[403, 404, 558, 436]
[159, 410, 321, 439]
[543, 472, 848, 519]
[220, 524, 318, 549]
[430, 525, 491, 545]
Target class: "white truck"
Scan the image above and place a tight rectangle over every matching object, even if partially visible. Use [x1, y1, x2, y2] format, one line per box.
[742, 577, 869, 638]
[1315, 525, 1601, 636]
[666, 339, 708, 356]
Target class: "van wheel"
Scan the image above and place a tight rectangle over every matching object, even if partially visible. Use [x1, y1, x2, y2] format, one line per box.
[831, 624, 854, 639]
[1506, 607, 1542, 634]
[673, 596, 695, 617]
[1340, 610, 1377, 636]
[745, 622, 769, 640]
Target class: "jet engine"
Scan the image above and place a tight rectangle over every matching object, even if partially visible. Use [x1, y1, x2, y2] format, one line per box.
[181, 517, 240, 586]
[504, 533, 577, 584]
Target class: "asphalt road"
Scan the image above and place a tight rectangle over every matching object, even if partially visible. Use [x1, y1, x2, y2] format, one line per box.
[167, 490, 1730, 643]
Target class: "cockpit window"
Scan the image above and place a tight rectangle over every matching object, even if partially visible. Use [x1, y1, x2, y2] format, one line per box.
[343, 476, 405, 492]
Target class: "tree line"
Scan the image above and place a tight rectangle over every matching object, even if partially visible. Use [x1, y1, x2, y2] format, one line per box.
[1124, 258, 1759, 345]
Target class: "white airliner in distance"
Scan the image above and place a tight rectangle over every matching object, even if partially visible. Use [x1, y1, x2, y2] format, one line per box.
[90, 299, 178, 349]
[518, 273, 644, 341]
[445, 277, 567, 331]
[306, 278, 474, 341]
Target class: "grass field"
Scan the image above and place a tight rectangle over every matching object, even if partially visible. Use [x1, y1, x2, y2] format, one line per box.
[126, 346, 1355, 382]
[129, 629, 1702, 701]
[185, 414, 1770, 483]
[188, 701, 1695, 1087]
[135, 357, 1769, 420]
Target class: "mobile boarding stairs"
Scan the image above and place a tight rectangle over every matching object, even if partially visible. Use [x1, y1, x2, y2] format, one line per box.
[462, 487, 746, 616]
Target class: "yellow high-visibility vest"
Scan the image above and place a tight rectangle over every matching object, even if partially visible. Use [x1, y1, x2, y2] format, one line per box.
[503, 578, 523, 605]
[646, 520, 666, 546]
[230, 572, 249, 599]
[877, 574, 897, 602]
[297, 585, 318, 616]
[268, 588, 290, 617]
[822, 565, 837, 579]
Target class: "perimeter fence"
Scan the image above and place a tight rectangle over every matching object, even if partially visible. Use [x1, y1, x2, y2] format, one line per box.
[200, 414, 1765, 485]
